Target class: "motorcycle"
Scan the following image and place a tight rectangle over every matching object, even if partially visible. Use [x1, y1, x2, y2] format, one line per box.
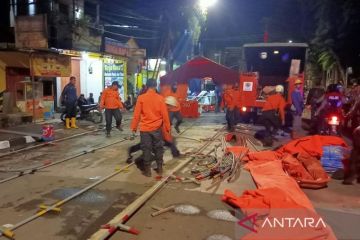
[60, 104, 103, 124]
[322, 112, 342, 136]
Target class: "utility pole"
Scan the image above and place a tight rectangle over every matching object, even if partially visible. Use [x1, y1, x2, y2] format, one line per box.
[72, 0, 76, 23]
[96, 3, 100, 25]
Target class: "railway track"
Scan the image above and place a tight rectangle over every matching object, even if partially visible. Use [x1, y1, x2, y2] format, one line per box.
[0, 119, 211, 239]
[0, 118, 133, 159]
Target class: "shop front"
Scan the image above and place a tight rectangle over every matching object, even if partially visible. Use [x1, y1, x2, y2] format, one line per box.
[0, 51, 71, 120]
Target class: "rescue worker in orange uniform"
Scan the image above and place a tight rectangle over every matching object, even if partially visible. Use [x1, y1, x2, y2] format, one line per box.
[131, 79, 171, 177]
[232, 83, 241, 125]
[100, 81, 124, 137]
[221, 85, 236, 131]
[165, 84, 183, 133]
[260, 85, 286, 136]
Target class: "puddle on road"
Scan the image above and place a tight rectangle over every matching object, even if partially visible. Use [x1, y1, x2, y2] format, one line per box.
[51, 187, 106, 204]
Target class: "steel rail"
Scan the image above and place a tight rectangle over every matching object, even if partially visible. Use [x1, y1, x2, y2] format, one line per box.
[0, 135, 135, 184]
[0, 163, 135, 239]
[89, 127, 225, 240]
[0, 120, 200, 238]
[0, 118, 132, 159]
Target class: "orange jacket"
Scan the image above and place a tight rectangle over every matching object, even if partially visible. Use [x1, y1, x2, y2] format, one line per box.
[100, 88, 123, 109]
[221, 89, 236, 110]
[262, 93, 286, 121]
[165, 92, 181, 112]
[131, 89, 171, 132]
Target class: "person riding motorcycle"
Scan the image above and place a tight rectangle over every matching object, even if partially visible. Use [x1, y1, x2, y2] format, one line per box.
[77, 94, 88, 107]
[314, 84, 345, 133]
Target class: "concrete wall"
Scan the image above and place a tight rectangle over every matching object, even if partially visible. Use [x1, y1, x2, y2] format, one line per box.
[0, 61, 5, 92]
[80, 56, 103, 103]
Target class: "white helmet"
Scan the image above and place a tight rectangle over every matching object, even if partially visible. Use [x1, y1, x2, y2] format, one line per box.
[275, 85, 284, 93]
[165, 96, 178, 107]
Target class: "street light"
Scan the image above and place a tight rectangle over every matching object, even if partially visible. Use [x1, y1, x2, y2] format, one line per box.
[198, 0, 217, 13]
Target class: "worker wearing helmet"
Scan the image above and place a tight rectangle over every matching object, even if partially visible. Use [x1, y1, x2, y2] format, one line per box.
[165, 84, 183, 134]
[291, 79, 304, 139]
[260, 85, 287, 138]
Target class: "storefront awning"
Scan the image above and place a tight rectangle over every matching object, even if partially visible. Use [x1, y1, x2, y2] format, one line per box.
[0, 51, 30, 69]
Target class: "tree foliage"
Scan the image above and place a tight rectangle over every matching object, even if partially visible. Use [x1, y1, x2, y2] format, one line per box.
[303, 0, 360, 83]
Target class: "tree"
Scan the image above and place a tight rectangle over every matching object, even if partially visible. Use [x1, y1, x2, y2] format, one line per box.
[304, 0, 360, 85]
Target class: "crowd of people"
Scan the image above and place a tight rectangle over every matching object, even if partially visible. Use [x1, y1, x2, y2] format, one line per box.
[60, 76, 360, 183]
[219, 79, 360, 184]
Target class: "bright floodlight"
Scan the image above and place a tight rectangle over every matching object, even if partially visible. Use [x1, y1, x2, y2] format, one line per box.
[199, 0, 217, 13]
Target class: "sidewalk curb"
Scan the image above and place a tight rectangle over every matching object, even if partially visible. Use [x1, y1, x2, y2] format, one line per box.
[0, 136, 36, 150]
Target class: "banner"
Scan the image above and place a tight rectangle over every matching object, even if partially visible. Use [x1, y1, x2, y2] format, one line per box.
[104, 59, 126, 100]
[31, 54, 71, 77]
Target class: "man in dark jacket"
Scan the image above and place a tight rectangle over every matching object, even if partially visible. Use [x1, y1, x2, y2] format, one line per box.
[291, 79, 304, 139]
[60, 76, 78, 129]
[87, 93, 95, 104]
[343, 126, 360, 185]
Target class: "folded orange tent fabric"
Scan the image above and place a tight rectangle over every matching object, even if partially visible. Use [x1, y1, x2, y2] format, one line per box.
[223, 188, 336, 240]
[297, 152, 329, 181]
[247, 150, 282, 162]
[247, 160, 314, 210]
[223, 160, 337, 240]
[282, 154, 314, 182]
[277, 135, 348, 158]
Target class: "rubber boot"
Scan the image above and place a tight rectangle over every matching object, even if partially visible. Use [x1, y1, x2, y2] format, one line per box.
[154, 161, 163, 176]
[71, 117, 78, 129]
[174, 125, 180, 134]
[155, 165, 163, 176]
[65, 118, 71, 129]
[143, 165, 152, 177]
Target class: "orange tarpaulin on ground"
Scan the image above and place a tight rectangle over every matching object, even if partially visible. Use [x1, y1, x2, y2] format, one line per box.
[223, 188, 336, 240]
[223, 160, 337, 240]
[247, 160, 314, 210]
[222, 135, 343, 239]
[277, 135, 348, 158]
[246, 150, 282, 162]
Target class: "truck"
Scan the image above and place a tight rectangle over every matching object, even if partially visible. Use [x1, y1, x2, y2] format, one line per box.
[236, 42, 308, 123]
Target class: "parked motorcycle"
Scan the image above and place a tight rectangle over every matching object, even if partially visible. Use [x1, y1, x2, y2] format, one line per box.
[60, 104, 103, 124]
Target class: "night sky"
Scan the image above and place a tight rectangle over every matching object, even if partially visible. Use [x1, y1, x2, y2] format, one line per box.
[96, 0, 304, 57]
